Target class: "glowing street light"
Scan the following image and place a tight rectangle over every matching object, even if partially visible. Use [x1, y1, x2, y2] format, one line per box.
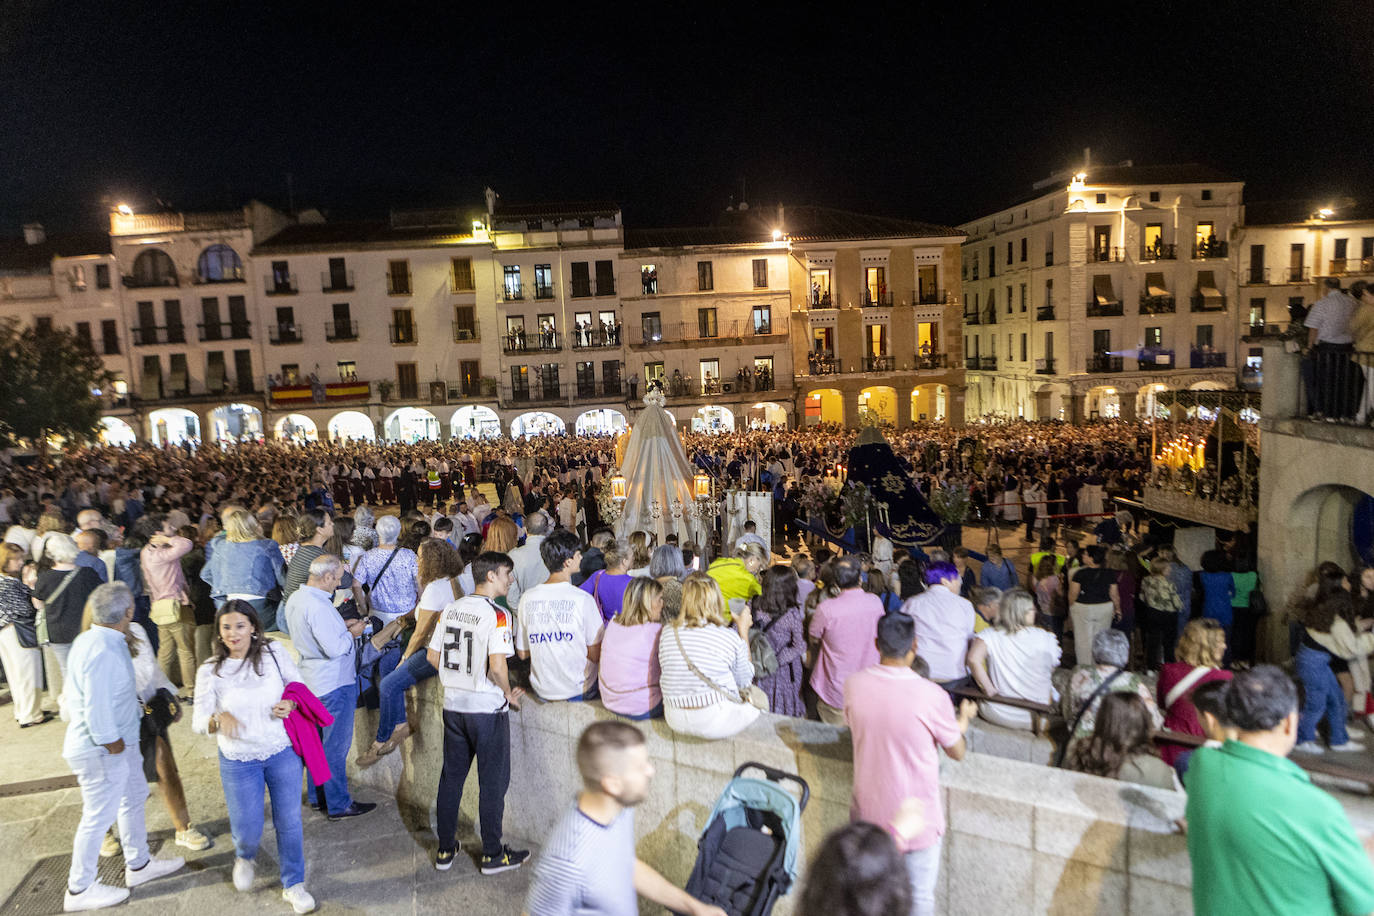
[771, 229, 783, 241]
[1318, 207, 1334, 219]
[116, 203, 133, 215]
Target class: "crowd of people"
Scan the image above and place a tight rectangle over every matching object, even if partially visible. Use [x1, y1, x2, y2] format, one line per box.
[1, 421, 1372, 915]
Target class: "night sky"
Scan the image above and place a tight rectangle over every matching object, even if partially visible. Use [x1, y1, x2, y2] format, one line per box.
[3, 1, 1373, 236]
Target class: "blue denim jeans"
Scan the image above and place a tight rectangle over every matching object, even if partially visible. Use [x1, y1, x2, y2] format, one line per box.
[1296, 644, 1349, 745]
[219, 747, 306, 888]
[375, 651, 435, 743]
[318, 682, 358, 814]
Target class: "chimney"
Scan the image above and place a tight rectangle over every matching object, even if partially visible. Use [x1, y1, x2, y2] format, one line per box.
[22, 223, 45, 245]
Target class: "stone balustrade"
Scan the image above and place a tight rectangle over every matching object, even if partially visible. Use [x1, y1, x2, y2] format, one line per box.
[337, 676, 1374, 915]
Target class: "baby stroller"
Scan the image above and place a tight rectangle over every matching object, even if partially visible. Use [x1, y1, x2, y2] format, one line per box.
[681, 762, 810, 916]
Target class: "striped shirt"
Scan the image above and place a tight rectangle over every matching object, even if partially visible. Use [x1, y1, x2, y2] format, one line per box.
[656, 623, 754, 709]
[525, 803, 636, 916]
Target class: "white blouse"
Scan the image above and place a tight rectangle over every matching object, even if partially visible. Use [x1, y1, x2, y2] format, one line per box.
[193, 641, 301, 761]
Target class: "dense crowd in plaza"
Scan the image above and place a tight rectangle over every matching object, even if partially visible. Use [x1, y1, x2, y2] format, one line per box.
[1, 419, 1372, 916]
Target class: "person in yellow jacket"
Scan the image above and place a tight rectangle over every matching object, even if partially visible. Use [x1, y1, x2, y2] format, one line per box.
[707, 542, 767, 621]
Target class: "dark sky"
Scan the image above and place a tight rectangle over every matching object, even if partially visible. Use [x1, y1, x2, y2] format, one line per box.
[3, 1, 1374, 235]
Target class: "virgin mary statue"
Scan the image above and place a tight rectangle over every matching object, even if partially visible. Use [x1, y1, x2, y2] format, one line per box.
[617, 387, 696, 544]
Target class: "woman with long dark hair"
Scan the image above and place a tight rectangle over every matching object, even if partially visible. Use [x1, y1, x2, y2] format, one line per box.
[799, 821, 912, 916]
[1064, 692, 1177, 790]
[192, 601, 315, 913]
[752, 565, 806, 717]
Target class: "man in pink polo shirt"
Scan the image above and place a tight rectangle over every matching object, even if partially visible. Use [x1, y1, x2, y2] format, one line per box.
[807, 556, 884, 725]
[844, 612, 975, 916]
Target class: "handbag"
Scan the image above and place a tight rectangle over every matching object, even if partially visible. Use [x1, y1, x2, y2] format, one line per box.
[672, 624, 752, 706]
[1055, 666, 1127, 768]
[1249, 581, 1269, 616]
[138, 688, 180, 782]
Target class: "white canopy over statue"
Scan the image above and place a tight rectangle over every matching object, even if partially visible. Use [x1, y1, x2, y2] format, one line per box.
[617, 388, 696, 544]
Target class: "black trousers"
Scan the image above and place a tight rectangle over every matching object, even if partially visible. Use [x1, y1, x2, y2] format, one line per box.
[436, 709, 510, 856]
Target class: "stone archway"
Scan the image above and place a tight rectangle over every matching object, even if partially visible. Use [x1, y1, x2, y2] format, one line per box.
[147, 408, 200, 447]
[328, 410, 375, 442]
[1138, 384, 1171, 420]
[385, 407, 440, 442]
[575, 408, 627, 436]
[745, 402, 787, 430]
[691, 405, 735, 434]
[859, 386, 897, 425]
[1086, 385, 1122, 420]
[209, 403, 263, 443]
[804, 388, 843, 426]
[98, 416, 137, 447]
[511, 411, 566, 438]
[275, 414, 319, 443]
[910, 385, 948, 423]
[450, 405, 502, 439]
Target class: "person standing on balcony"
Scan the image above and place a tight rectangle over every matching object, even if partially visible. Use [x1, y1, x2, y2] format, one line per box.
[1304, 277, 1360, 420]
[1348, 280, 1374, 424]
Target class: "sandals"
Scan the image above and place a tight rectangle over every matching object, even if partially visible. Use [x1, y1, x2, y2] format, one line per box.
[356, 722, 413, 768]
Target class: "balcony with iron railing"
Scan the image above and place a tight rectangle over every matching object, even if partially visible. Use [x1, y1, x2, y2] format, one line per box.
[1034, 358, 1056, 375]
[264, 274, 297, 295]
[198, 321, 252, 341]
[387, 271, 412, 296]
[861, 291, 894, 308]
[805, 355, 842, 375]
[1087, 300, 1124, 318]
[533, 282, 556, 301]
[571, 326, 622, 349]
[569, 279, 617, 298]
[633, 320, 782, 348]
[268, 324, 303, 345]
[193, 267, 245, 285]
[1137, 349, 1175, 370]
[1139, 243, 1178, 261]
[983, 308, 998, 325]
[446, 376, 498, 400]
[1089, 247, 1125, 263]
[1327, 257, 1374, 276]
[912, 289, 948, 305]
[321, 270, 355, 292]
[122, 274, 178, 289]
[967, 355, 998, 371]
[501, 382, 568, 406]
[1251, 267, 1310, 284]
[503, 330, 562, 354]
[575, 379, 626, 399]
[808, 291, 834, 308]
[131, 325, 186, 345]
[1036, 304, 1056, 321]
[388, 324, 418, 345]
[1139, 295, 1177, 315]
[1190, 294, 1228, 312]
[862, 355, 895, 372]
[325, 320, 359, 342]
[963, 310, 982, 325]
[502, 284, 525, 302]
[452, 320, 480, 343]
[1189, 350, 1227, 368]
[1193, 239, 1228, 259]
[914, 352, 948, 371]
[1086, 355, 1124, 373]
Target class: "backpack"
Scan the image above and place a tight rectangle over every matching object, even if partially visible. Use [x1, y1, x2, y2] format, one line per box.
[748, 612, 784, 677]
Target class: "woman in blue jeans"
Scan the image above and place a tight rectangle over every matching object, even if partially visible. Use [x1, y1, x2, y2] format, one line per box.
[1292, 588, 1364, 754]
[193, 601, 316, 914]
[357, 539, 464, 768]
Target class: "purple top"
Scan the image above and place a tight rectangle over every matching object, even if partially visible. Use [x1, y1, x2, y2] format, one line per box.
[580, 570, 634, 624]
[597, 621, 663, 717]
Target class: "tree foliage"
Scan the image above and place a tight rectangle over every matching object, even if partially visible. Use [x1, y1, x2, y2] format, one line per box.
[0, 319, 114, 448]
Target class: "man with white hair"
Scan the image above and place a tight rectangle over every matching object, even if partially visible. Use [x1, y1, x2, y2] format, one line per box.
[63, 583, 184, 911]
[509, 511, 550, 597]
[72, 509, 104, 536]
[282, 554, 375, 821]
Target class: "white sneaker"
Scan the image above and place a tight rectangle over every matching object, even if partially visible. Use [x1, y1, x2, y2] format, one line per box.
[282, 884, 317, 914]
[1330, 740, 1365, 752]
[63, 882, 130, 912]
[125, 854, 185, 888]
[1294, 741, 1325, 754]
[232, 857, 255, 892]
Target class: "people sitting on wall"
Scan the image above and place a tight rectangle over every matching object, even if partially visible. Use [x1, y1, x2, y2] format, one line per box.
[1063, 692, 1179, 791]
[964, 589, 1061, 731]
[657, 572, 761, 739]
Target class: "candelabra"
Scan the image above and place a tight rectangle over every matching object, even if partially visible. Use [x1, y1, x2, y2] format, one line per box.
[649, 499, 662, 521]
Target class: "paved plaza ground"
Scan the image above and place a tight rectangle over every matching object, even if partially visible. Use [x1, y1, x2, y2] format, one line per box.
[0, 707, 537, 915]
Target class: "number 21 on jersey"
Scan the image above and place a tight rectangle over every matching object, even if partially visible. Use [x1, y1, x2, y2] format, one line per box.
[442, 625, 476, 676]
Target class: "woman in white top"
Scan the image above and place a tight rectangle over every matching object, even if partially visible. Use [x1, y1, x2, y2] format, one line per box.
[965, 588, 1062, 730]
[193, 601, 315, 914]
[657, 572, 760, 739]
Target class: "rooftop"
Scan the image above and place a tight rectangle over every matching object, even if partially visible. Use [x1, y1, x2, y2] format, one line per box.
[1244, 197, 1374, 226]
[991, 162, 1243, 215]
[253, 220, 477, 254]
[0, 232, 110, 273]
[626, 205, 963, 249]
[492, 201, 620, 221]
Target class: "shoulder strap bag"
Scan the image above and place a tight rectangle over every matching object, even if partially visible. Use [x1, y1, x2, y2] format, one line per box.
[361, 546, 400, 598]
[1163, 665, 1213, 711]
[35, 569, 79, 646]
[672, 625, 749, 705]
[1055, 666, 1127, 768]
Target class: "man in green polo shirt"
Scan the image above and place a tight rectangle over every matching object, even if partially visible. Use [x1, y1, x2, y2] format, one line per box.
[1186, 665, 1374, 916]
